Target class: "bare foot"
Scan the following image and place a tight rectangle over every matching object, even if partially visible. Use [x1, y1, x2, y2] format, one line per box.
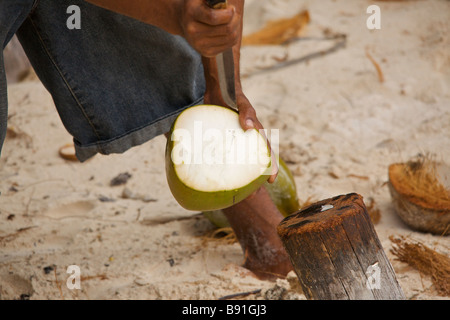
[222, 186, 293, 280]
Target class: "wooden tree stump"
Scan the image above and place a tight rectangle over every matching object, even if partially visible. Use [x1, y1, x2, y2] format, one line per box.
[277, 193, 405, 300]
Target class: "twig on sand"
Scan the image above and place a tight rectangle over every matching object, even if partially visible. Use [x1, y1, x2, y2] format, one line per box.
[139, 213, 204, 226]
[218, 289, 262, 300]
[243, 34, 347, 78]
[54, 267, 64, 300]
[365, 50, 384, 83]
[0, 226, 36, 243]
[24, 187, 35, 215]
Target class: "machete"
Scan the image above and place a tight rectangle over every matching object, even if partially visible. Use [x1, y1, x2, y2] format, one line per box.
[205, 0, 237, 110]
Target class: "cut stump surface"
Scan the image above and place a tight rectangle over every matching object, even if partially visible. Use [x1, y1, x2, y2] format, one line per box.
[277, 193, 405, 300]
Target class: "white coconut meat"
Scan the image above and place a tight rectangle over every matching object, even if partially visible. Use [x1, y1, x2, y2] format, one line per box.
[170, 105, 271, 192]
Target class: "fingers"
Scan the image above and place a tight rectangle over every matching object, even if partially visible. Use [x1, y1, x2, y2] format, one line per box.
[267, 152, 279, 184]
[237, 96, 279, 183]
[190, 33, 239, 57]
[237, 96, 258, 131]
[264, 135, 279, 184]
[182, 0, 241, 57]
[194, 2, 235, 26]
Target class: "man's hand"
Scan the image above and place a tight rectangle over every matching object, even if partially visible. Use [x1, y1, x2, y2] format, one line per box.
[84, 0, 240, 58]
[199, 0, 278, 183]
[85, 0, 277, 181]
[181, 0, 241, 57]
[236, 94, 279, 184]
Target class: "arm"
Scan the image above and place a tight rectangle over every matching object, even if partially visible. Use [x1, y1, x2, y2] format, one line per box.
[85, 0, 237, 55]
[201, 1, 278, 182]
[85, 0, 184, 35]
[85, 0, 277, 181]
[86, 0, 257, 130]
[201, 0, 247, 125]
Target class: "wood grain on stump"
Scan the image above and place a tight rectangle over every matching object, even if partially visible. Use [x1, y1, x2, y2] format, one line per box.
[277, 193, 405, 300]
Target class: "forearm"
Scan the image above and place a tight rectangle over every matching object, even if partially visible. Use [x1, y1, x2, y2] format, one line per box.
[202, 0, 244, 104]
[85, 0, 184, 35]
[86, 0, 245, 100]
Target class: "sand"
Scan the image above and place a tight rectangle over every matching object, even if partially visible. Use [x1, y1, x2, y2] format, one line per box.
[0, 0, 449, 300]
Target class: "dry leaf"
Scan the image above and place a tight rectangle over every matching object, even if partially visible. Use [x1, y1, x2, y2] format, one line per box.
[58, 143, 78, 161]
[243, 10, 310, 46]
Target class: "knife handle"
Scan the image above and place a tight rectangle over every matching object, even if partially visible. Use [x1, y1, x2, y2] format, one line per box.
[205, 0, 227, 9]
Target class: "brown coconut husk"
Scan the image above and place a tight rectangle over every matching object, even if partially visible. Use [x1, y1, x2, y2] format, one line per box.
[388, 156, 450, 235]
[202, 227, 238, 245]
[366, 197, 381, 224]
[390, 236, 450, 297]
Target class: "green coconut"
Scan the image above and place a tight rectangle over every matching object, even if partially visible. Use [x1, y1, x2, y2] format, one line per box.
[203, 157, 300, 228]
[165, 105, 272, 211]
[265, 157, 300, 216]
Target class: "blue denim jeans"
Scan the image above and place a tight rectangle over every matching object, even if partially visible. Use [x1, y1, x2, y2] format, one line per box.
[1, 0, 205, 161]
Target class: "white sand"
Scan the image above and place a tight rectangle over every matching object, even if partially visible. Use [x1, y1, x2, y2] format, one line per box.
[0, 0, 449, 300]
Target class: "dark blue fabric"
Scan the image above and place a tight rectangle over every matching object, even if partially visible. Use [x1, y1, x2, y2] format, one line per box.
[1, 0, 37, 158]
[1, 0, 205, 161]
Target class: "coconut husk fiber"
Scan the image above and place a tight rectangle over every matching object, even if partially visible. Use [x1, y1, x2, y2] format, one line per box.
[242, 10, 310, 46]
[388, 156, 450, 235]
[390, 236, 450, 297]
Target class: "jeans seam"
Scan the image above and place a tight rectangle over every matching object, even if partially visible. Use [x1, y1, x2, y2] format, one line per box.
[78, 95, 204, 148]
[4, 1, 35, 48]
[27, 15, 102, 143]
[31, 0, 40, 12]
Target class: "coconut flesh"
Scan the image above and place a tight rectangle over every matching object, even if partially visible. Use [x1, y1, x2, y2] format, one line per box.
[165, 105, 272, 211]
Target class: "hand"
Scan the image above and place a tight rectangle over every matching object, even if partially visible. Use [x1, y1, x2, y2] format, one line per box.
[235, 93, 278, 184]
[180, 0, 241, 57]
[204, 91, 279, 183]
